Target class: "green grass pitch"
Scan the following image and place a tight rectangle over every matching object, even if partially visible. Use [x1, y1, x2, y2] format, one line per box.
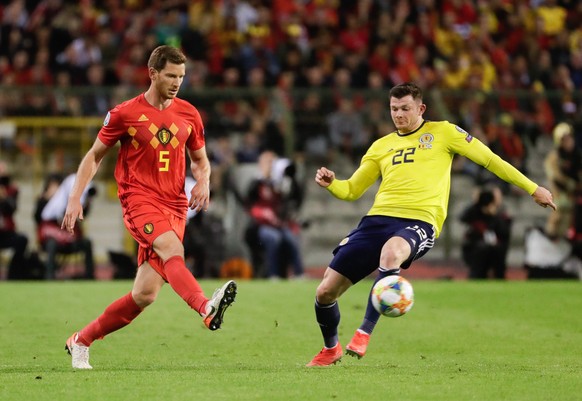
[1, 279, 581, 401]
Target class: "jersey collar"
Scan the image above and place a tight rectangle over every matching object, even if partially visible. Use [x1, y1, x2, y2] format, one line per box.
[397, 120, 427, 136]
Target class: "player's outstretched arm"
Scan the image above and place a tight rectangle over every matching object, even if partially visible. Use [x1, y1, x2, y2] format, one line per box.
[531, 186, 556, 211]
[315, 167, 335, 188]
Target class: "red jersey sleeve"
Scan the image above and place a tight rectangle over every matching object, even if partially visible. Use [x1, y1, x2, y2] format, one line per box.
[98, 106, 126, 146]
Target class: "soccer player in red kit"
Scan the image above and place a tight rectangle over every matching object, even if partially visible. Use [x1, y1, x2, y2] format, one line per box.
[61, 45, 237, 369]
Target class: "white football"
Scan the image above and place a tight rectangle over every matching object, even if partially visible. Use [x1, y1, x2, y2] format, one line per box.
[371, 275, 414, 317]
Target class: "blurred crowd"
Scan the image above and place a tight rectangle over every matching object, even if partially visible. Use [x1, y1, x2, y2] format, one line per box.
[2, 0, 582, 93]
[2, 1, 582, 164]
[3, 0, 582, 279]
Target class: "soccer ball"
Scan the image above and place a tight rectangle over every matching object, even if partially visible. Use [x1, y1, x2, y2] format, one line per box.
[371, 275, 414, 317]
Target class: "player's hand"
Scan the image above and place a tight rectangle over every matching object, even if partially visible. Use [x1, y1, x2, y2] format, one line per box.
[315, 167, 335, 188]
[61, 198, 84, 233]
[189, 180, 210, 213]
[532, 186, 556, 211]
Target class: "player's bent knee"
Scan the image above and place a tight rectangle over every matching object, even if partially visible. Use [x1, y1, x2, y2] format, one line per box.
[132, 290, 157, 308]
[383, 254, 407, 268]
[382, 242, 412, 267]
[315, 284, 339, 304]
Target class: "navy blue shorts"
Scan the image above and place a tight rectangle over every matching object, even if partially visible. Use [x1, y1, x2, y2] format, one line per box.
[329, 215, 436, 284]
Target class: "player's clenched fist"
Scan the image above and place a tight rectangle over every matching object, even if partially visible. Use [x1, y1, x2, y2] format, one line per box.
[315, 167, 335, 188]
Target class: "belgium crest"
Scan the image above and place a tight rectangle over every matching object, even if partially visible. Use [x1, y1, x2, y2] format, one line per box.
[144, 223, 154, 234]
[156, 127, 172, 145]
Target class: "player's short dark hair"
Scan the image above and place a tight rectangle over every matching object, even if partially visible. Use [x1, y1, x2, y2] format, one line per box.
[148, 45, 187, 71]
[389, 82, 423, 101]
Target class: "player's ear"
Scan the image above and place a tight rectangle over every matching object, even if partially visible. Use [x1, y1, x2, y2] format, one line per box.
[148, 67, 158, 80]
[418, 103, 427, 115]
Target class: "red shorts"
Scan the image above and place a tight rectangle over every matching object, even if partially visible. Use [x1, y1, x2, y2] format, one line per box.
[122, 198, 186, 281]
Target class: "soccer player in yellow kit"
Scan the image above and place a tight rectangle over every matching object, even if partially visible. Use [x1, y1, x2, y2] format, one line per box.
[306, 82, 556, 366]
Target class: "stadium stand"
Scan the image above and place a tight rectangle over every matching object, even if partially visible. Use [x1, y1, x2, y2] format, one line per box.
[1, 0, 581, 278]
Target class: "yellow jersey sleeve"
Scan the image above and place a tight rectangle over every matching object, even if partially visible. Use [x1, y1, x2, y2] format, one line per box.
[327, 159, 380, 201]
[449, 127, 538, 195]
[322, 120, 538, 238]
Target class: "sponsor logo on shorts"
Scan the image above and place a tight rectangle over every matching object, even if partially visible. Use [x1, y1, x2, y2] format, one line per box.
[339, 237, 349, 246]
[144, 223, 154, 234]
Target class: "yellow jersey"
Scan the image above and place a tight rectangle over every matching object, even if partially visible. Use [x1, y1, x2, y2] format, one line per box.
[327, 120, 538, 237]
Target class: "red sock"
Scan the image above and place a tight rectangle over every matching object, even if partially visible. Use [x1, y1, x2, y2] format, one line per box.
[164, 255, 208, 315]
[77, 292, 142, 346]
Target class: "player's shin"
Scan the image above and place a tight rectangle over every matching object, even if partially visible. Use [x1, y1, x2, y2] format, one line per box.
[314, 299, 340, 348]
[359, 267, 401, 334]
[164, 255, 207, 314]
[77, 292, 142, 346]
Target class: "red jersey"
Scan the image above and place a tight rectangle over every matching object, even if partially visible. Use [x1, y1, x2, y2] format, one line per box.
[98, 94, 205, 216]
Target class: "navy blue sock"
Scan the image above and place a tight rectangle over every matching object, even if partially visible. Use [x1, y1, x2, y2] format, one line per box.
[315, 299, 340, 348]
[359, 268, 400, 334]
